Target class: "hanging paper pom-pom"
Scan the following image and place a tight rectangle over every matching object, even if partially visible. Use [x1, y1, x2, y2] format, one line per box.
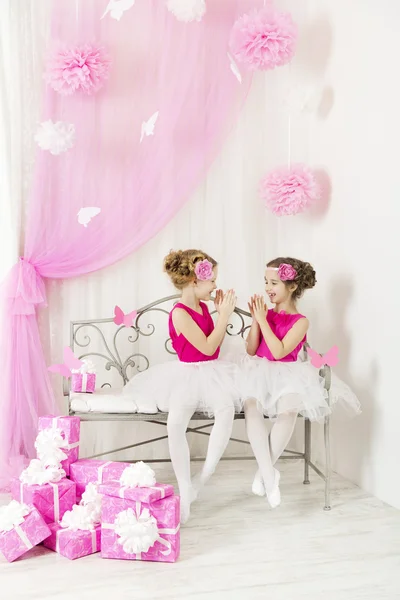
[166, 0, 206, 23]
[260, 164, 320, 217]
[282, 84, 322, 115]
[34, 120, 75, 155]
[45, 44, 111, 96]
[229, 6, 297, 71]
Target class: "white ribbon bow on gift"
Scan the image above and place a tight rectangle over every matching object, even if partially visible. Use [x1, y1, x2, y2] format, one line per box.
[35, 428, 69, 466]
[79, 483, 102, 524]
[114, 505, 159, 554]
[60, 504, 96, 531]
[71, 359, 96, 375]
[20, 459, 66, 485]
[120, 462, 156, 488]
[118, 462, 163, 500]
[102, 502, 180, 559]
[35, 425, 79, 467]
[0, 500, 30, 533]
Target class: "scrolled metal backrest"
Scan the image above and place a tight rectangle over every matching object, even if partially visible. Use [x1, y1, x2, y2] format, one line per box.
[69, 295, 252, 390]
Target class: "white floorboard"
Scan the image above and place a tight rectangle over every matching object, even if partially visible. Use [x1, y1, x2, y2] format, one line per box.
[1, 460, 399, 600]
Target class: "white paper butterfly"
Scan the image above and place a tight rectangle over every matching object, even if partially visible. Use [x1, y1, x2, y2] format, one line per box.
[101, 0, 135, 21]
[34, 120, 75, 156]
[140, 111, 159, 143]
[77, 207, 101, 227]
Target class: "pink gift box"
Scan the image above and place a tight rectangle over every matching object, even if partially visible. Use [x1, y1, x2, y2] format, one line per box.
[69, 459, 132, 500]
[38, 415, 80, 476]
[99, 481, 174, 504]
[0, 506, 51, 563]
[43, 522, 101, 560]
[11, 479, 76, 524]
[101, 494, 180, 563]
[71, 373, 96, 394]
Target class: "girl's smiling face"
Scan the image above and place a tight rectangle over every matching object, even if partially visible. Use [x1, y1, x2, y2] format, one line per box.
[264, 268, 294, 305]
[194, 266, 218, 301]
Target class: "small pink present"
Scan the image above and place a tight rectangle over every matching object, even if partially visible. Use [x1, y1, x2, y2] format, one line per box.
[69, 459, 131, 500]
[0, 502, 51, 563]
[11, 478, 76, 524]
[71, 373, 96, 394]
[101, 491, 180, 563]
[37, 415, 80, 476]
[99, 481, 174, 504]
[43, 522, 101, 560]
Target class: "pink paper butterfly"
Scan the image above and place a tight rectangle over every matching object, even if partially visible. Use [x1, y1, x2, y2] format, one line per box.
[307, 345, 339, 368]
[113, 305, 137, 328]
[48, 347, 83, 378]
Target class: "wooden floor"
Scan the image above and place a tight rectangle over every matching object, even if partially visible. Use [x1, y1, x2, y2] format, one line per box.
[1, 460, 399, 600]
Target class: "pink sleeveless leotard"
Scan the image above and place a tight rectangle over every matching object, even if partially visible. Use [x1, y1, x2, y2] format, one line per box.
[256, 310, 306, 363]
[169, 302, 220, 363]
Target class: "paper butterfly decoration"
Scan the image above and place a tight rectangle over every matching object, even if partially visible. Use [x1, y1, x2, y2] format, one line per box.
[227, 53, 242, 84]
[307, 345, 339, 369]
[113, 305, 137, 328]
[101, 0, 136, 21]
[48, 347, 84, 378]
[77, 207, 101, 227]
[140, 111, 159, 143]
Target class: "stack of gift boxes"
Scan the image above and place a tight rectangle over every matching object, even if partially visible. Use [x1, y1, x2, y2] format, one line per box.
[0, 416, 180, 563]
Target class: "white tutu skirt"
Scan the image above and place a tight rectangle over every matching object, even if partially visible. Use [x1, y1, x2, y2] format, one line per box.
[122, 359, 242, 417]
[236, 353, 361, 423]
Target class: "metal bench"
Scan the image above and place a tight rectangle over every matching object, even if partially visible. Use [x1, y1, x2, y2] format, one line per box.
[66, 294, 332, 509]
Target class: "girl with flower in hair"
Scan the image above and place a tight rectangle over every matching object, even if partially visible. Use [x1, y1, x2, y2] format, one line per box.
[241, 257, 360, 509]
[123, 249, 240, 522]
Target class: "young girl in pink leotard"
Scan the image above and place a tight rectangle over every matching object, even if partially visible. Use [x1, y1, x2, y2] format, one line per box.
[123, 249, 241, 522]
[241, 257, 360, 509]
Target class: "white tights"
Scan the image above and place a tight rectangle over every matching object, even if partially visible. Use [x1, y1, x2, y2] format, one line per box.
[244, 398, 298, 492]
[167, 404, 235, 522]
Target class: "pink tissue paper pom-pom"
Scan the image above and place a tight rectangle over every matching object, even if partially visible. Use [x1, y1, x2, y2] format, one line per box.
[229, 6, 297, 71]
[45, 43, 111, 96]
[260, 164, 321, 217]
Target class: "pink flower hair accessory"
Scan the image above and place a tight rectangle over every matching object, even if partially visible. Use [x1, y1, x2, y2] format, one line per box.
[268, 263, 297, 281]
[194, 259, 214, 281]
[278, 263, 297, 281]
[45, 43, 111, 96]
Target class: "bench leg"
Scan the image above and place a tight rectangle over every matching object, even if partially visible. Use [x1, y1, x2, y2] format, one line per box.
[324, 413, 332, 511]
[303, 418, 311, 484]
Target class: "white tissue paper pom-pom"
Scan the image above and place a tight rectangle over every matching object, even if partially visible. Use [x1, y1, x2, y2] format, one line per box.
[166, 0, 206, 23]
[35, 120, 75, 155]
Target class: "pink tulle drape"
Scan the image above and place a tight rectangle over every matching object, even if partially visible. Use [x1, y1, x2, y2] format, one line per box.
[0, 0, 261, 487]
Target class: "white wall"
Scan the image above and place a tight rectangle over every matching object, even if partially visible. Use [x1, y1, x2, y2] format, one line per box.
[285, 0, 400, 509]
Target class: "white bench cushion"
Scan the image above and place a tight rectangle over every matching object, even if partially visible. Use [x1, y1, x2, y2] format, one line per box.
[69, 388, 158, 414]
